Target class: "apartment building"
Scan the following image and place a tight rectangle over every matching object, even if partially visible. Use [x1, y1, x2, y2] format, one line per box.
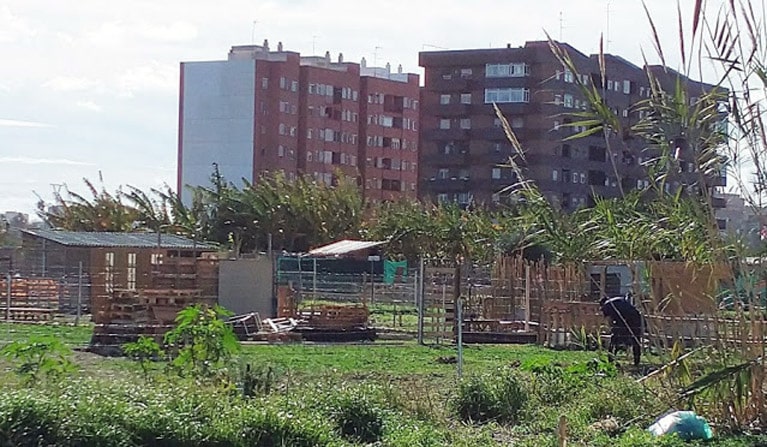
[418, 41, 726, 210]
[178, 41, 419, 204]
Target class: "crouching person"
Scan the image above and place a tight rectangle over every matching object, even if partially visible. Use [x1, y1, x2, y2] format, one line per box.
[600, 294, 643, 366]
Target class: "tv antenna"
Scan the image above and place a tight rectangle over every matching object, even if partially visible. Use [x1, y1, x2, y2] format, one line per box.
[312, 35, 319, 55]
[251, 20, 259, 44]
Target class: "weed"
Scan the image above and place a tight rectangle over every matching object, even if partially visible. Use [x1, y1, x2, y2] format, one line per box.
[122, 335, 163, 381]
[163, 304, 240, 378]
[452, 368, 528, 424]
[0, 335, 75, 384]
[330, 392, 385, 443]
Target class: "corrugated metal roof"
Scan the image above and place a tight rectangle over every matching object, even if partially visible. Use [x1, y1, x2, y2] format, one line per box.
[307, 239, 387, 257]
[21, 229, 217, 250]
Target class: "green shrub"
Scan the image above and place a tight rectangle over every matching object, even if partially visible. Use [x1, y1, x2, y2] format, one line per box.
[452, 368, 528, 424]
[122, 335, 163, 380]
[0, 335, 75, 384]
[331, 393, 385, 443]
[240, 362, 277, 397]
[164, 304, 240, 378]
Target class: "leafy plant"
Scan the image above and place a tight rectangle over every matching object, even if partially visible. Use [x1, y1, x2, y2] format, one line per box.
[451, 368, 528, 424]
[163, 304, 240, 378]
[0, 335, 75, 384]
[331, 393, 385, 443]
[240, 362, 277, 397]
[122, 335, 163, 380]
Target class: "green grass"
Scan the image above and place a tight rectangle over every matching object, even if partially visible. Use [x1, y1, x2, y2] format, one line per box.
[0, 322, 92, 347]
[0, 322, 765, 446]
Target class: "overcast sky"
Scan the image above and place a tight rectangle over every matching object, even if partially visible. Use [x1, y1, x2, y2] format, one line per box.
[0, 0, 715, 218]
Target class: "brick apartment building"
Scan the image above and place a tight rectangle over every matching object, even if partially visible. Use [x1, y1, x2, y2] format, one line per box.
[177, 41, 419, 204]
[418, 41, 727, 210]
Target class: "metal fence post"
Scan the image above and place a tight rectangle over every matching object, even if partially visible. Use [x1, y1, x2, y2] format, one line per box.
[417, 258, 425, 345]
[457, 294, 463, 378]
[5, 272, 10, 321]
[76, 261, 83, 326]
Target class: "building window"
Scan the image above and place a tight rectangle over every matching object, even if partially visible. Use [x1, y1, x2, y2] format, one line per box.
[484, 88, 529, 104]
[278, 123, 286, 135]
[291, 81, 298, 92]
[564, 69, 574, 83]
[279, 77, 286, 89]
[127, 252, 136, 291]
[105, 252, 114, 294]
[485, 63, 529, 78]
[511, 117, 524, 128]
[437, 168, 449, 179]
[563, 94, 574, 108]
[439, 119, 451, 129]
[623, 80, 631, 94]
[460, 93, 472, 104]
[278, 145, 285, 157]
[491, 168, 501, 179]
[607, 80, 613, 90]
[552, 169, 558, 181]
[261, 77, 268, 89]
[459, 118, 471, 129]
[460, 68, 473, 78]
[437, 193, 449, 203]
[440, 94, 451, 105]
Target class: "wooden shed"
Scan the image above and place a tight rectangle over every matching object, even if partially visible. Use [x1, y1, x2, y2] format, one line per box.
[19, 229, 219, 313]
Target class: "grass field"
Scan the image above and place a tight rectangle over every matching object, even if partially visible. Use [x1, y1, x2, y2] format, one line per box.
[0, 322, 765, 446]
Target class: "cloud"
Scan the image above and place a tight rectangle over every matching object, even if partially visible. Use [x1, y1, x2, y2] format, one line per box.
[0, 119, 52, 128]
[0, 156, 94, 166]
[42, 76, 101, 92]
[76, 100, 102, 112]
[137, 21, 198, 43]
[117, 61, 177, 97]
[0, 6, 37, 43]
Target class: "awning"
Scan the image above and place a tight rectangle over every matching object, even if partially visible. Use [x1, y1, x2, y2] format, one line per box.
[307, 239, 387, 257]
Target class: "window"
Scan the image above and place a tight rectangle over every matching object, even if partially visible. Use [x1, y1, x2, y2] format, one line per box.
[291, 81, 298, 92]
[484, 88, 529, 103]
[127, 253, 136, 291]
[289, 127, 296, 137]
[623, 80, 631, 94]
[380, 115, 394, 127]
[308, 83, 316, 94]
[491, 168, 501, 179]
[460, 68, 473, 78]
[607, 80, 613, 90]
[460, 93, 472, 104]
[553, 120, 560, 131]
[278, 123, 286, 135]
[563, 94, 574, 108]
[105, 252, 114, 294]
[261, 77, 268, 89]
[439, 119, 451, 129]
[572, 172, 579, 183]
[440, 94, 451, 105]
[279, 77, 286, 89]
[552, 169, 558, 181]
[511, 117, 524, 128]
[485, 63, 529, 77]
[564, 69, 574, 83]
[459, 118, 471, 129]
[307, 129, 313, 139]
[278, 145, 285, 157]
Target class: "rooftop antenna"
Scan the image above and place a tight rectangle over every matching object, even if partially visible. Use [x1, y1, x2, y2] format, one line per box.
[421, 43, 447, 50]
[251, 20, 259, 44]
[374, 46, 383, 67]
[559, 11, 564, 41]
[312, 35, 318, 55]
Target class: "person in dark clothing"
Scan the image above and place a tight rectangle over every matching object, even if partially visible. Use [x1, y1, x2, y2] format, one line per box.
[600, 294, 643, 366]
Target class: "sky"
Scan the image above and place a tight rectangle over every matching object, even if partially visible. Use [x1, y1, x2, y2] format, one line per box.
[0, 0, 712, 219]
